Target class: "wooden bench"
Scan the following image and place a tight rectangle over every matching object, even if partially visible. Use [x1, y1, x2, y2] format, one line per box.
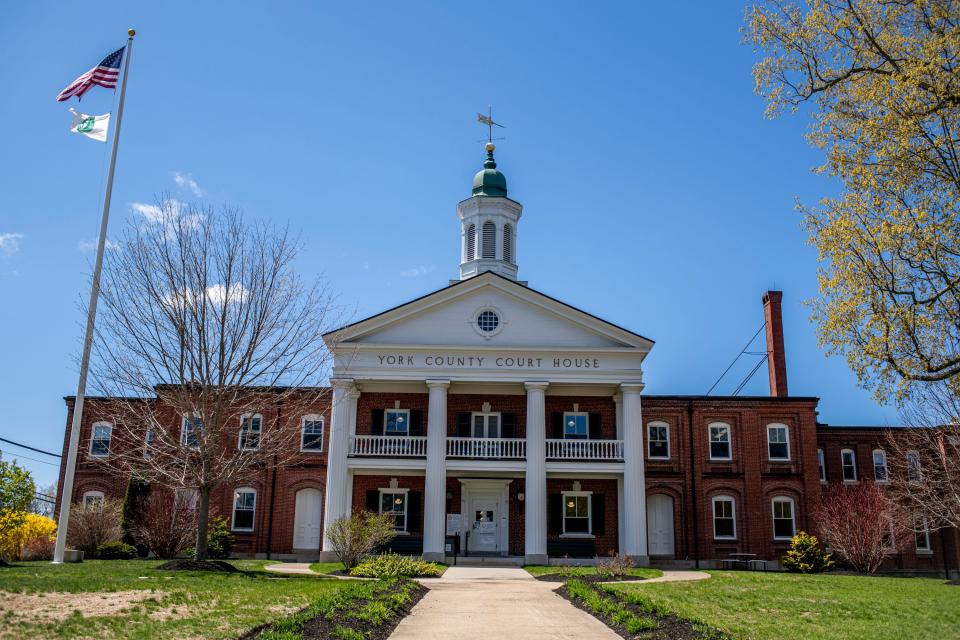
[719, 558, 746, 570]
[547, 539, 596, 558]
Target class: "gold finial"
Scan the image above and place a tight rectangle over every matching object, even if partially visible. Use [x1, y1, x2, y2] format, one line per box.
[128, 28, 136, 37]
[485, 142, 495, 153]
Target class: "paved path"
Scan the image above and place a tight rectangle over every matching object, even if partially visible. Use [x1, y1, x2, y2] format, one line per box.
[390, 567, 619, 640]
[264, 562, 317, 576]
[630, 569, 710, 584]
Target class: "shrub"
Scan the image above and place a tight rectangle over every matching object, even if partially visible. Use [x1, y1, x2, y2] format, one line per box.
[20, 533, 55, 561]
[206, 516, 234, 559]
[596, 551, 635, 579]
[120, 477, 150, 551]
[816, 483, 910, 573]
[326, 510, 396, 570]
[97, 541, 137, 559]
[349, 552, 444, 578]
[67, 498, 123, 557]
[133, 492, 196, 559]
[0, 513, 56, 561]
[782, 531, 834, 574]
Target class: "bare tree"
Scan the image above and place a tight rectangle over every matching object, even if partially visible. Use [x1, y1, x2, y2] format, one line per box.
[891, 382, 960, 532]
[88, 200, 339, 560]
[815, 483, 910, 574]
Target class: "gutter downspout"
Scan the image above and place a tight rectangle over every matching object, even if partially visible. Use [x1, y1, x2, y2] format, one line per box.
[687, 401, 700, 569]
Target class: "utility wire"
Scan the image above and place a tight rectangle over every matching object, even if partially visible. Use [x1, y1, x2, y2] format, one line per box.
[0, 437, 61, 458]
[706, 322, 767, 395]
[732, 355, 769, 396]
[0, 448, 60, 467]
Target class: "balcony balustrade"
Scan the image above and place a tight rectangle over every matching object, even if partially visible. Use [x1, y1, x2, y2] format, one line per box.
[349, 434, 427, 457]
[545, 438, 624, 461]
[446, 437, 526, 459]
[347, 435, 625, 461]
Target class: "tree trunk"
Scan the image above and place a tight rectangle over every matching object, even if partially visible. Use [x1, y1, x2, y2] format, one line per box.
[195, 488, 211, 561]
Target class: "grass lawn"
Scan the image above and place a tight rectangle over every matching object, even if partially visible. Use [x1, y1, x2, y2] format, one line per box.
[606, 570, 960, 640]
[307, 561, 345, 575]
[0, 559, 353, 639]
[523, 564, 662, 579]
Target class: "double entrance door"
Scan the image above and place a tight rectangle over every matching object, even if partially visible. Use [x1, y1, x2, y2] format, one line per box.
[459, 479, 511, 556]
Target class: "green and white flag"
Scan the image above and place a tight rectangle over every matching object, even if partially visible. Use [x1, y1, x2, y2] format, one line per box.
[69, 108, 110, 142]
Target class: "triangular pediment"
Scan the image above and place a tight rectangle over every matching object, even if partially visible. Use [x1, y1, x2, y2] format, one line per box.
[325, 272, 653, 352]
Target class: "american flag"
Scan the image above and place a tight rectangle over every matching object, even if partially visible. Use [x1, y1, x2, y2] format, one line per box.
[56, 46, 125, 102]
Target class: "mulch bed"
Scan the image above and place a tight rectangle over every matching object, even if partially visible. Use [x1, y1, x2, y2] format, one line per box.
[535, 574, 647, 583]
[156, 559, 239, 573]
[556, 582, 728, 640]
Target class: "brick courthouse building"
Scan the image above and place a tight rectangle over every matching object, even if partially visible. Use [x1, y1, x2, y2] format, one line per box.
[57, 145, 959, 574]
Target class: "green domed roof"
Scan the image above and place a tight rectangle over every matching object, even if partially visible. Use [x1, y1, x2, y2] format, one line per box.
[472, 144, 507, 197]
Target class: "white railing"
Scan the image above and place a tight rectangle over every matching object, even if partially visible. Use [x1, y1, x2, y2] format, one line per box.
[545, 439, 624, 460]
[447, 437, 526, 459]
[350, 435, 427, 457]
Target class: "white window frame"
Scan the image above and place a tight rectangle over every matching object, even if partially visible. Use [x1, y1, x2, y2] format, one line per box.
[470, 411, 501, 438]
[817, 448, 826, 483]
[563, 411, 589, 441]
[561, 491, 593, 537]
[915, 515, 931, 553]
[238, 413, 263, 451]
[708, 423, 732, 461]
[384, 409, 410, 436]
[647, 422, 671, 460]
[907, 450, 922, 482]
[873, 449, 889, 483]
[378, 488, 409, 533]
[89, 421, 113, 458]
[841, 448, 858, 482]
[300, 414, 325, 452]
[766, 424, 790, 461]
[772, 497, 796, 541]
[144, 427, 155, 460]
[231, 487, 257, 532]
[181, 414, 201, 449]
[712, 495, 737, 540]
[82, 490, 105, 507]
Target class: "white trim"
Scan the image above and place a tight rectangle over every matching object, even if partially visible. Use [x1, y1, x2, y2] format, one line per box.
[646, 421, 670, 460]
[907, 450, 922, 482]
[872, 449, 888, 483]
[708, 422, 732, 461]
[82, 490, 105, 506]
[915, 515, 931, 552]
[471, 305, 506, 339]
[181, 414, 201, 449]
[766, 423, 790, 461]
[89, 421, 113, 458]
[561, 490, 593, 536]
[817, 448, 826, 483]
[231, 487, 257, 532]
[711, 495, 736, 540]
[470, 411, 502, 438]
[378, 487, 410, 533]
[238, 413, 263, 451]
[562, 411, 589, 440]
[301, 414, 325, 452]
[841, 448, 858, 482]
[771, 496, 796, 541]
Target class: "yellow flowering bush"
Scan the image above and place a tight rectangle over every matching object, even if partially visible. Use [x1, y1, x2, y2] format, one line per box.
[0, 512, 57, 561]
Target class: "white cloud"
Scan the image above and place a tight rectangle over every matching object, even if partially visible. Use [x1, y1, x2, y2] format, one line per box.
[172, 171, 205, 197]
[163, 283, 248, 308]
[0, 233, 23, 256]
[78, 238, 119, 252]
[131, 199, 204, 231]
[400, 264, 435, 277]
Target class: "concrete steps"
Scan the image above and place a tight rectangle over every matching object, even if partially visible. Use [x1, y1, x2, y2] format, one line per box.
[447, 555, 526, 567]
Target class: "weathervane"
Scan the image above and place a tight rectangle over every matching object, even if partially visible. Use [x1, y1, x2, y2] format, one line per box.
[477, 107, 505, 143]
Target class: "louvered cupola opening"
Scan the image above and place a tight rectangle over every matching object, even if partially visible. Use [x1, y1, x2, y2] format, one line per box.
[465, 224, 476, 261]
[482, 221, 496, 259]
[503, 223, 513, 264]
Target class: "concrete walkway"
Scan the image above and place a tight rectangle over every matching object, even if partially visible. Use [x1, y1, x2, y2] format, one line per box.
[390, 566, 619, 640]
[627, 569, 711, 584]
[264, 562, 364, 580]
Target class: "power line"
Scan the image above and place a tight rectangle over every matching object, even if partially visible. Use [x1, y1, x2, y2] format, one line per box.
[0, 437, 61, 458]
[732, 355, 768, 396]
[0, 448, 60, 467]
[706, 323, 767, 395]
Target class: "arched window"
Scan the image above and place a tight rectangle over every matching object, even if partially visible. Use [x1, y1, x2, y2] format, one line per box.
[465, 224, 476, 261]
[712, 495, 736, 539]
[89, 422, 113, 457]
[83, 490, 105, 507]
[238, 413, 262, 451]
[481, 221, 496, 259]
[232, 487, 257, 531]
[772, 497, 796, 540]
[503, 223, 513, 263]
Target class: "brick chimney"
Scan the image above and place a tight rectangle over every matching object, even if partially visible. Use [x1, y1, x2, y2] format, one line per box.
[762, 291, 788, 397]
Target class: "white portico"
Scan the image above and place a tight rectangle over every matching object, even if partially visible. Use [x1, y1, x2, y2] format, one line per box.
[320, 145, 653, 564]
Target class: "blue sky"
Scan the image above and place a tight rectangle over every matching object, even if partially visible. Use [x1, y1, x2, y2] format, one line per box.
[0, 2, 895, 487]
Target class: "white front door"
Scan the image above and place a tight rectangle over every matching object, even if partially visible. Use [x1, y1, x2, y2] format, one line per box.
[470, 496, 499, 553]
[647, 493, 675, 557]
[294, 488, 322, 551]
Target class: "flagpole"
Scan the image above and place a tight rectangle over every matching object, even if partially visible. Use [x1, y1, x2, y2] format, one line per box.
[53, 28, 136, 564]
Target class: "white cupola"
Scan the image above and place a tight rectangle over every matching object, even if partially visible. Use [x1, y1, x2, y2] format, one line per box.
[458, 142, 523, 281]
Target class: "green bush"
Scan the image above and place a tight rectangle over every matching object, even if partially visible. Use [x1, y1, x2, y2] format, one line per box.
[206, 517, 234, 559]
[349, 552, 444, 578]
[782, 531, 834, 574]
[96, 541, 137, 559]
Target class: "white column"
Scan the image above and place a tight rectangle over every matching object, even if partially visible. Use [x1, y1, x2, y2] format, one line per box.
[621, 383, 649, 563]
[322, 378, 356, 555]
[524, 381, 549, 564]
[423, 379, 450, 562]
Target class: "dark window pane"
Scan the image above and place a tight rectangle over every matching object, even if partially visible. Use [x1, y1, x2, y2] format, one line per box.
[302, 433, 323, 450]
[711, 442, 730, 459]
[565, 517, 589, 533]
[714, 518, 734, 538]
[650, 441, 669, 458]
[769, 443, 789, 459]
[233, 509, 254, 530]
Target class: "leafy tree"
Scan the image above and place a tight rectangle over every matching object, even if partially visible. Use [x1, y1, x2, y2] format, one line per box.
[782, 531, 834, 573]
[0, 455, 35, 565]
[747, 1, 960, 401]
